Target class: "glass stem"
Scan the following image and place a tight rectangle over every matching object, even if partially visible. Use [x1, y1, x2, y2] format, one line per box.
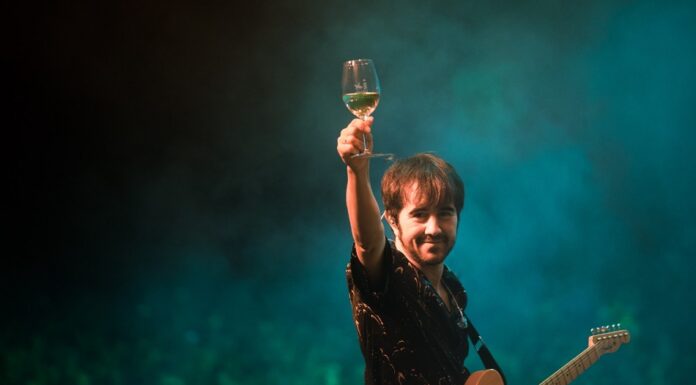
[361, 115, 369, 153]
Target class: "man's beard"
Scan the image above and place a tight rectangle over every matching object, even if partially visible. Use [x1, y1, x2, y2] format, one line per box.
[397, 233, 453, 266]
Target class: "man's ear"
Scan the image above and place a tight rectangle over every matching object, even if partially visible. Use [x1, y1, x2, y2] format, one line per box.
[387, 215, 399, 235]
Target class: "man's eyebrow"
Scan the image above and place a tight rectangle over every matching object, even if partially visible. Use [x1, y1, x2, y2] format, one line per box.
[408, 203, 453, 213]
[408, 206, 429, 214]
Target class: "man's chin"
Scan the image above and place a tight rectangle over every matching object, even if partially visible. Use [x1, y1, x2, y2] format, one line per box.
[418, 247, 448, 265]
[420, 256, 446, 266]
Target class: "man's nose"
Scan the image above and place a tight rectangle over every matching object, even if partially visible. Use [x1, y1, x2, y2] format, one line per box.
[424, 215, 442, 235]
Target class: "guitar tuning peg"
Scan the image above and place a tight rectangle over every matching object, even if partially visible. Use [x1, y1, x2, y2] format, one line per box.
[590, 328, 596, 335]
[617, 323, 622, 329]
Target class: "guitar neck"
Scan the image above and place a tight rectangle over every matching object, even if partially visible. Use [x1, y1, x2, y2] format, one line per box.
[465, 326, 628, 385]
[539, 344, 600, 385]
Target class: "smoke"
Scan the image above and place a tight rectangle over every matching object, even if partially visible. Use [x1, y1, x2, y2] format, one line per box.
[9, 0, 695, 383]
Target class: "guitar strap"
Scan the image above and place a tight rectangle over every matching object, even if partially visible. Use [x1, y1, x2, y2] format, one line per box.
[463, 313, 507, 385]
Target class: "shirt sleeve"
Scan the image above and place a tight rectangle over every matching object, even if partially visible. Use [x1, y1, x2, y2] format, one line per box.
[346, 238, 393, 309]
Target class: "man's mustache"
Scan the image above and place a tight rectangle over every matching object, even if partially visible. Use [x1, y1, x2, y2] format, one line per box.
[418, 235, 448, 243]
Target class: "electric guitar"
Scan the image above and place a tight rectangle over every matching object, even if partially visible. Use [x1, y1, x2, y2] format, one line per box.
[464, 324, 631, 385]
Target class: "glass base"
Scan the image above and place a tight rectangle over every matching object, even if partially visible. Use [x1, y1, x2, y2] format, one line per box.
[351, 152, 395, 161]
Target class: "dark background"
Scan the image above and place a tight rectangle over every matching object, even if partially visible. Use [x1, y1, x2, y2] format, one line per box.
[7, 0, 696, 384]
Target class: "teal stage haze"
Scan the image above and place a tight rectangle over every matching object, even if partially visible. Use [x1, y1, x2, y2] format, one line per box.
[6, 0, 696, 384]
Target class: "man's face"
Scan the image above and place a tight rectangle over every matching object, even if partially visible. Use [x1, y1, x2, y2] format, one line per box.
[389, 184, 458, 267]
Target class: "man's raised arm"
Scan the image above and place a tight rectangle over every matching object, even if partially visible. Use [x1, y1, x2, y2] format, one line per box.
[337, 117, 386, 285]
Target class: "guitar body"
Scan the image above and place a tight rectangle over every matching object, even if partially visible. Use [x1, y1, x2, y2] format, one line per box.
[464, 369, 504, 385]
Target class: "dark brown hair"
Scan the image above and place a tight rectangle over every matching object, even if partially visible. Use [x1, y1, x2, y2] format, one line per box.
[381, 153, 465, 222]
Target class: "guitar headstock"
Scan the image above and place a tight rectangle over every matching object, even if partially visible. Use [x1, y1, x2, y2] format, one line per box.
[588, 323, 631, 354]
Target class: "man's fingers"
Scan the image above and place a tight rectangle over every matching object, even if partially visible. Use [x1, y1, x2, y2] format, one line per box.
[364, 116, 374, 130]
[346, 118, 373, 134]
[357, 118, 373, 134]
[339, 130, 368, 145]
[345, 135, 365, 151]
[337, 136, 365, 155]
[337, 118, 374, 162]
[341, 126, 368, 141]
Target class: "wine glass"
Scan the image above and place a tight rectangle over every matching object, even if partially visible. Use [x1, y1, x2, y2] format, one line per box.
[341, 59, 394, 160]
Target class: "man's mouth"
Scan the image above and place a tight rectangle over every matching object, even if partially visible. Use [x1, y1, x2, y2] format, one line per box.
[419, 236, 447, 244]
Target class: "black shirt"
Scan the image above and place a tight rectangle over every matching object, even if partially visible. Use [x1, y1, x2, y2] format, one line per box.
[346, 239, 470, 385]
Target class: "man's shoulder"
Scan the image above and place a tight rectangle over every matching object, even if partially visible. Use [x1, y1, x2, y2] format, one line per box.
[384, 238, 412, 267]
[346, 239, 394, 298]
[443, 265, 463, 284]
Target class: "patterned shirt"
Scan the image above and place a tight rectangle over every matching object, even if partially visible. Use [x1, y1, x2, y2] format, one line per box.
[346, 239, 470, 385]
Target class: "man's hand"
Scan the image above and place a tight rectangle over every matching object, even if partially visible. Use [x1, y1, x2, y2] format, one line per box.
[337, 117, 374, 172]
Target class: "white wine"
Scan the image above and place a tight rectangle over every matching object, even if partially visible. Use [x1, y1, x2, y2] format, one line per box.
[342, 92, 380, 119]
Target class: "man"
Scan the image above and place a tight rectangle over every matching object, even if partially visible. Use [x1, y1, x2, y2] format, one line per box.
[337, 117, 474, 385]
